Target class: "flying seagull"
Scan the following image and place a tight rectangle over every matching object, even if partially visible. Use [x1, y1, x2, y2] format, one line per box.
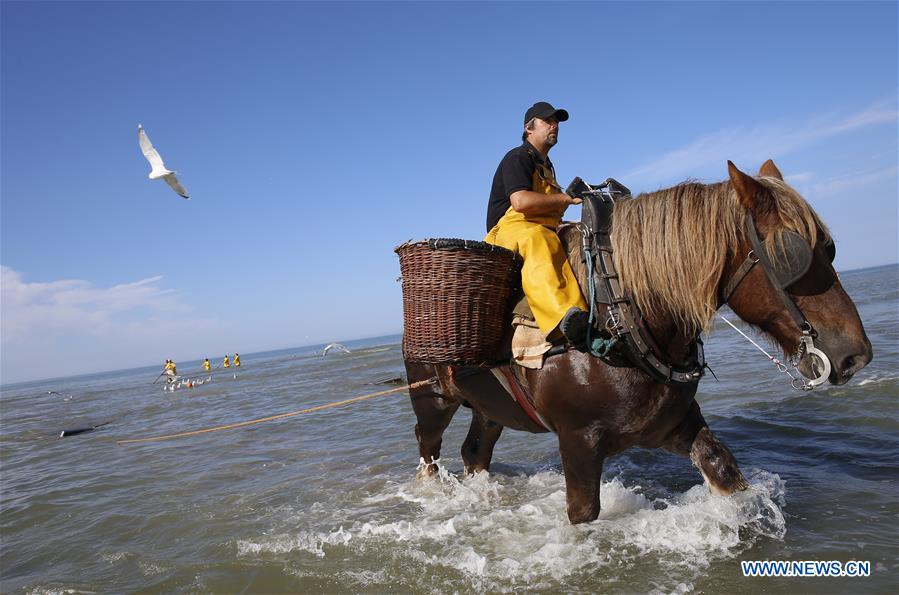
[138, 124, 190, 199]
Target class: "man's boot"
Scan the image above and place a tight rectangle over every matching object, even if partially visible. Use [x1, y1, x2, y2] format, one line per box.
[560, 307, 590, 348]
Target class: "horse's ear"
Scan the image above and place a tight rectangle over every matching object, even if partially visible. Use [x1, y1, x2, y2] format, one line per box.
[728, 160, 773, 213]
[759, 159, 784, 180]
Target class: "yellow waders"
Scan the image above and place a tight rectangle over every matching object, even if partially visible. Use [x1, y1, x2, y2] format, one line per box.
[485, 169, 587, 335]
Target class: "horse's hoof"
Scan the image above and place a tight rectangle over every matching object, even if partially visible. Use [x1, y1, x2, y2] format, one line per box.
[462, 466, 488, 478]
[700, 468, 749, 495]
[691, 427, 748, 495]
[567, 505, 601, 525]
[416, 463, 439, 479]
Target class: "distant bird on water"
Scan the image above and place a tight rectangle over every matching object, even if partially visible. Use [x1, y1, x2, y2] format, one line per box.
[47, 390, 74, 402]
[138, 124, 190, 199]
[322, 343, 351, 356]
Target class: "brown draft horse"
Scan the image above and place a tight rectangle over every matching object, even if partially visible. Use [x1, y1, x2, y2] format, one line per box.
[404, 160, 873, 524]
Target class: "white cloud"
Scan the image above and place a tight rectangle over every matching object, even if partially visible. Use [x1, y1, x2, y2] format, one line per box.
[1, 267, 219, 383]
[806, 164, 899, 198]
[785, 171, 814, 184]
[623, 99, 898, 187]
[1, 266, 189, 338]
[814, 101, 898, 136]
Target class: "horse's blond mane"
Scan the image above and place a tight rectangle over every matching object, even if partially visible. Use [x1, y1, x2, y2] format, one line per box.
[608, 176, 829, 334]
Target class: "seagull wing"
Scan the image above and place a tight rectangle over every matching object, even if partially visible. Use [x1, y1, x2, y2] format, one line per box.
[138, 125, 170, 177]
[163, 173, 190, 199]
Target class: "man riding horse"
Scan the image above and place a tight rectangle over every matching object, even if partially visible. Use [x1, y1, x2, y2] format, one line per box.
[402, 99, 873, 524]
[485, 101, 592, 348]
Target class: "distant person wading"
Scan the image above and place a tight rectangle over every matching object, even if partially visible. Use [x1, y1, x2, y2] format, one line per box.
[164, 359, 177, 376]
[485, 101, 590, 346]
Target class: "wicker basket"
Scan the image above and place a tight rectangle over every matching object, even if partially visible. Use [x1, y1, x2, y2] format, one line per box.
[396, 239, 521, 366]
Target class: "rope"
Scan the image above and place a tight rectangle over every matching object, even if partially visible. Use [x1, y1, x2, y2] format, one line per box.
[117, 379, 434, 445]
[715, 312, 811, 390]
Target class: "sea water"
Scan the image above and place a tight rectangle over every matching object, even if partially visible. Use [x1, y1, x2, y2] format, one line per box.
[1, 265, 896, 593]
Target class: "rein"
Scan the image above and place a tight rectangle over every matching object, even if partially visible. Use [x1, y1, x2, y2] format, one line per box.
[715, 311, 814, 391]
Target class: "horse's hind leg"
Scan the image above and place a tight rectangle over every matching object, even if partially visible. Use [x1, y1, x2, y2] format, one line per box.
[461, 408, 503, 475]
[412, 394, 460, 478]
[406, 364, 461, 478]
[664, 401, 748, 495]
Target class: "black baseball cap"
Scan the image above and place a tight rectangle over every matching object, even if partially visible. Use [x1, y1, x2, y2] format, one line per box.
[524, 101, 569, 124]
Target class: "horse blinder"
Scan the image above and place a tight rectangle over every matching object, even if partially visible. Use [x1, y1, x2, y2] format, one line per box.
[824, 237, 836, 263]
[766, 230, 837, 296]
[767, 231, 813, 289]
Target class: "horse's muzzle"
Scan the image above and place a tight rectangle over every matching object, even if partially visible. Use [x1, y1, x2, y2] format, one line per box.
[801, 337, 873, 386]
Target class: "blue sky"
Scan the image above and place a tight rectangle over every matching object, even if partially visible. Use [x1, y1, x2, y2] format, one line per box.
[2, 1, 896, 384]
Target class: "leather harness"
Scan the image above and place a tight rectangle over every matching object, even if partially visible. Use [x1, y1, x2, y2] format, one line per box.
[574, 180, 834, 388]
[574, 179, 706, 385]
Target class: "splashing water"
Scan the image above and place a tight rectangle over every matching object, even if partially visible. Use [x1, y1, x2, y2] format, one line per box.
[236, 462, 786, 592]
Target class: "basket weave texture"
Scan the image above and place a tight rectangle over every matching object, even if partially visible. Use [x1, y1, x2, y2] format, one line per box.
[396, 239, 521, 366]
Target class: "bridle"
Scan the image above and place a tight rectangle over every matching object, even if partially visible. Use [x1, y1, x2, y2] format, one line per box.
[721, 216, 836, 388]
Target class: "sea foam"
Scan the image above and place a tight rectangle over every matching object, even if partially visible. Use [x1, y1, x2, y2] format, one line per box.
[236, 465, 787, 591]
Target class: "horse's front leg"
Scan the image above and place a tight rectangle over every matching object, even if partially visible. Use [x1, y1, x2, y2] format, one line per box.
[664, 400, 748, 495]
[461, 407, 504, 476]
[558, 424, 606, 524]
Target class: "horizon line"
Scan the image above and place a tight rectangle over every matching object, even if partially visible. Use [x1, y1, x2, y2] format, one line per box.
[2, 261, 896, 388]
